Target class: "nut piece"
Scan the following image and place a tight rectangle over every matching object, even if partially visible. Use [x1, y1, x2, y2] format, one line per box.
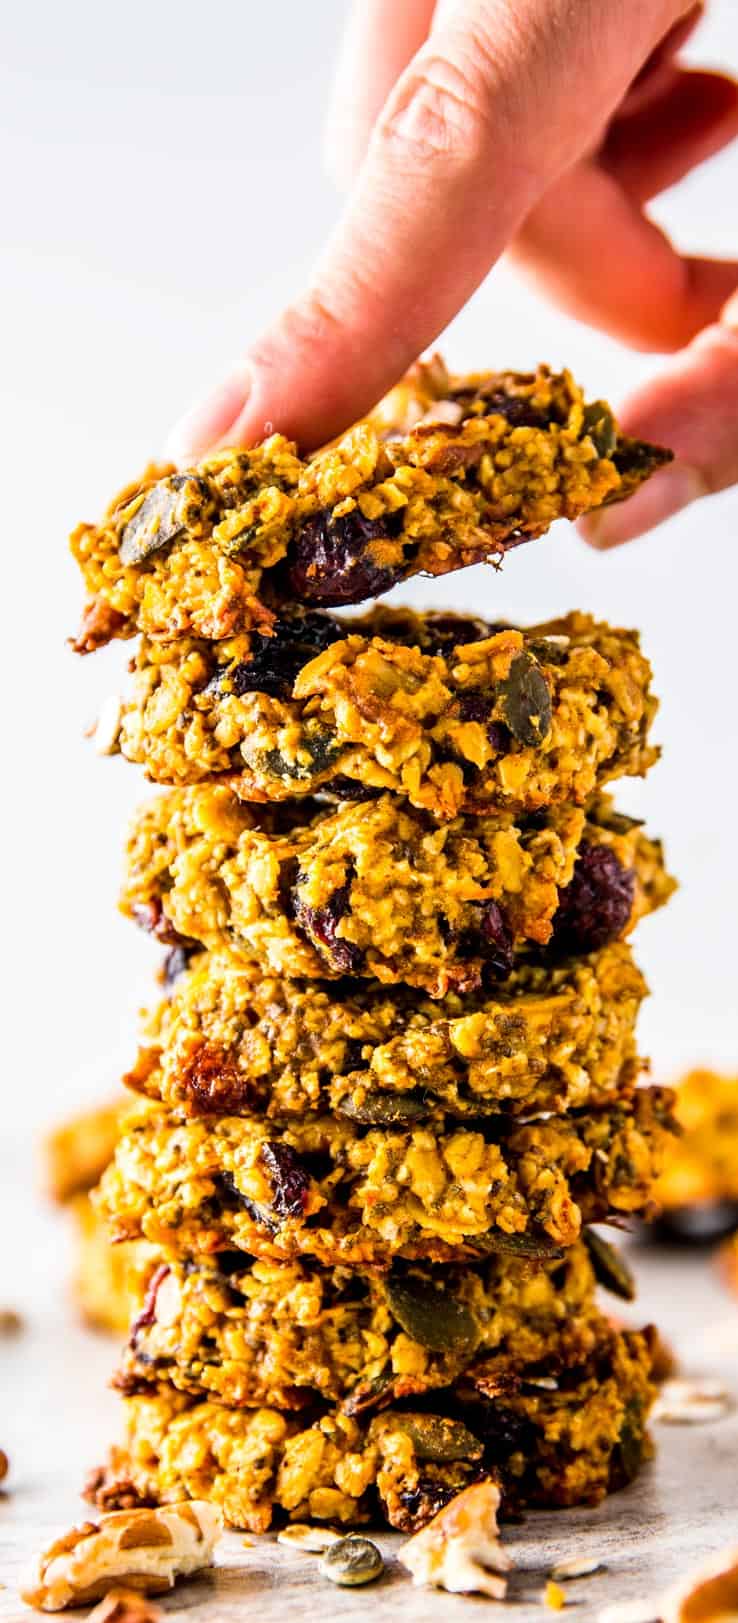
[544, 1579, 566, 1609]
[651, 1377, 733, 1425]
[661, 1544, 738, 1623]
[277, 1524, 342, 1554]
[319, 1536, 384, 1587]
[399, 1479, 511, 1598]
[87, 1590, 163, 1623]
[20, 1500, 222, 1612]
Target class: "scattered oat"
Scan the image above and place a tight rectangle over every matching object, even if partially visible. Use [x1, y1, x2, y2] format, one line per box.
[661, 1543, 738, 1623]
[526, 1376, 559, 1390]
[20, 1500, 222, 1611]
[552, 1557, 606, 1581]
[545, 1579, 567, 1609]
[87, 1590, 163, 1623]
[399, 1480, 511, 1598]
[277, 1524, 342, 1554]
[652, 1377, 732, 1425]
[0, 1308, 23, 1334]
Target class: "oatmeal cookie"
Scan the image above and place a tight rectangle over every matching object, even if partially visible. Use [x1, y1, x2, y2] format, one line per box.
[121, 786, 674, 997]
[43, 1098, 126, 1204]
[89, 1320, 655, 1531]
[111, 609, 658, 820]
[71, 358, 670, 651]
[127, 942, 646, 1122]
[95, 1089, 676, 1266]
[113, 1239, 624, 1411]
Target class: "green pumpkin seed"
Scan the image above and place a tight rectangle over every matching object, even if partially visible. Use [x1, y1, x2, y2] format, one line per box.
[582, 400, 617, 458]
[119, 475, 202, 566]
[583, 1227, 636, 1301]
[385, 1274, 481, 1354]
[614, 1402, 644, 1483]
[384, 1411, 483, 1462]
[256, 731, 342, 784]
[338, 1089, 430, 1127]
[497, 653, 552, 747]
[466, 1230, 565, 1261]
[319, 1537, 384, 1587]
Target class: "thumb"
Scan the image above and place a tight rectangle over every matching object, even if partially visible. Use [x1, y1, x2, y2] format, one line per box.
[579, 290, 738, 548]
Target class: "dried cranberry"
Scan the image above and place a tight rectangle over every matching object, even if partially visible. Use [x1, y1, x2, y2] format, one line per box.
[161, 944, 195, 991]
[457, 691, 491, 724]
[487, 720, 512, 753]
[129, 899, 188, 948]
[128, 1264, 170, 1342]
[210, 611, 344, 702]
[292, 877, 365, 974]
[479, 901, 514, 977]
[180, 1045, 256, 1115]
[395, 1479, 465, 1531]
[479, 391, 547, 428]
[550, 844, 635, 954]
[261, 1141, 311, 1219]
[285, 507, 404, 606]
[323, 775, 382, 802]
[418, 614, 493, 653]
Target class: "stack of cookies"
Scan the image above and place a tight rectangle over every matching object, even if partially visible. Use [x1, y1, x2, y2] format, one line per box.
[72, 359, 678, 1534]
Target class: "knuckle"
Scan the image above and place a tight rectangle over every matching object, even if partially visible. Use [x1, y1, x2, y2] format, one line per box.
[251, 293, 345, 374]
[377, 52, 492, 169]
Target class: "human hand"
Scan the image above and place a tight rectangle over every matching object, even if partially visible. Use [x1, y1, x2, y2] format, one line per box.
[168, 0, 738, 544]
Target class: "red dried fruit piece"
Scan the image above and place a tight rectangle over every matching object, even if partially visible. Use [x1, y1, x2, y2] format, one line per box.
[550, 844, 635, 954]
[260, 1141, 311, 1219]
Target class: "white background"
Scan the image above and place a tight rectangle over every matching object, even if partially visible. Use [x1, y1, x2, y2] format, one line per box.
[2, 0, 737, 1154]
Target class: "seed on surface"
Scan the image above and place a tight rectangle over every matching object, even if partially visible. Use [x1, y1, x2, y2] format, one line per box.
[277, 1523, 342, 1553]
[319, 1536, 384, 1586]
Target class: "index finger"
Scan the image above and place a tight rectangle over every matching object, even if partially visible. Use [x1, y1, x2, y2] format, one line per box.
[168, 0, 685, 459]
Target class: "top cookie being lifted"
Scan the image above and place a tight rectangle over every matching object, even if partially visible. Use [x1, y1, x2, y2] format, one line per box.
[71, 356, 671, 652]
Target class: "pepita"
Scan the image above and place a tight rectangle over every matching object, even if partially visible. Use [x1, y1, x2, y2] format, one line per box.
[319, 1536, 384, 1587]
[583, 1227, 636, 1301]
[386, 1273, 481, 1353]
[384, 1411, 483, 1462]
[497, 652, 552, 747]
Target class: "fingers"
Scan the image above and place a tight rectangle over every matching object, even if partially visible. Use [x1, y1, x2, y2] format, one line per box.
[511, 157, 738, 352]
[580, 292, 738, 547]
[602, 68, 738, 203]
[324, 0, 435, 187]
[169, 0, 680, 459]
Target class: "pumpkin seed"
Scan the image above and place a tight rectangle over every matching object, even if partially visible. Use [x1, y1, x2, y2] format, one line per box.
[497, 653, 552, 747]
[338, 1089, 430, 1127]
[342, 1369, 397, 1417]
[582, 400, 617, 458]
[278, 1524, 342, 1553]
[384, 1411, 483, 1462]
[257, 731, 342, 784]
[614, 1403, 644, 1483]
[319, 1536, 384, 1587]
[385, 1274, 481, 1354]
[466, 1230, 565, 1261]
[583, 1227, 636, 1301]
[119, 475, 202, 565]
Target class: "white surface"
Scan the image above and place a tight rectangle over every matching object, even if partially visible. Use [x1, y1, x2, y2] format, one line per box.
[1, 1214, 737, 1618]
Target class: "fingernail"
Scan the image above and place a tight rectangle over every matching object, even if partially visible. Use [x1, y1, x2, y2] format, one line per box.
[166, 367, 252, 463]
[579, 462, 708, 548]
[720, 287, 738, 329]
